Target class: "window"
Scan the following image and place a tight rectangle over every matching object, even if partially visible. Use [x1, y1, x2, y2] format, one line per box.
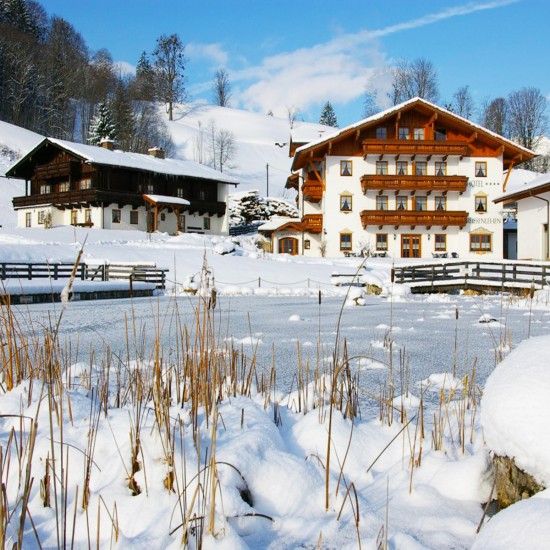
[376, 234, 388, 251]
[396, 196, 408, 210]
[177, 188, 185, 198]
[58, 181, 70, 192]
[130, 210, 139, 225]
[435, 128, 447, 141]
[415, 197, 427, 211]
[396, 161, 408, 176]
[304, 239, 310, 250]
[376, 127, 387, 139]
[199, 190, 206, 201]
[475, 194, 487, 213]
[435, 162, 447, 176]
[112, 209, 121, 223]
[413, 128, 425, 140]
[203, 217, 211, 230]
[414, 161, 427, 176]
[470, 233, 492, 252]
[434, 234, 446, 251]
[340, 194, 352, 212]
[85, 209, 92, 223]
[38, 211, 45, 224]
[398, 127, 409, 140]
[40, 184, 51, 194]
[160, 213, 166, 221]
[146, 184, 155, 194]
[376, 161, 388, 175]
[475, 161, 487, 177]
[340, 160, 352, 176]
[71, 210, 78, 225]
[340, 233, 352, 251]
[178, 214, 185, 232]
[376, 195, 388, 210]
[25, 212, 31, 227]
[78, 178, 92, 190]
[435, 196, 446, 211]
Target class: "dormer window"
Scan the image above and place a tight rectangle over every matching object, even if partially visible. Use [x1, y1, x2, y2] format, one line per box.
[435, 128, 447, 141]
[398, 127, 409, 140]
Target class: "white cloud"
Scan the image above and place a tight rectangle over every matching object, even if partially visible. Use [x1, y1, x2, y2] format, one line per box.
[223, 0, 521, 117]
[187, 42, 228, 67]
[114, 61, 135, 76]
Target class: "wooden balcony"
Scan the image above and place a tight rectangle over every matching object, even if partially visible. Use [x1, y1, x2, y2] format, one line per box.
[360, 209, 468, 229]
[302, 214, 323, 233]
[362, 139, 470, 157]
[302, 180, 323, 203]
[13, 190, 227, 216]
[360, 175, 468, 194]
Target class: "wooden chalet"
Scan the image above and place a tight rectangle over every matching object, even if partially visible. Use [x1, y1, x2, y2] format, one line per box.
[6, 138, 238, 234]
[280, 97, 536, 259]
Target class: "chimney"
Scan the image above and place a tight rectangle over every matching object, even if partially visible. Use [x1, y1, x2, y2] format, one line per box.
[100, 138, 115, 151]
[148, 146, 165, 159]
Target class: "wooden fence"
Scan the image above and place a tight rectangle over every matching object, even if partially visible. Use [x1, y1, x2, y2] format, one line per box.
[393, 260, 550, 292]
[0, 262, 168, 289]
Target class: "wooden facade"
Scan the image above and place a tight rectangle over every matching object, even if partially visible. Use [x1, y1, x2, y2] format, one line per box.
[7, 139, 236, 233]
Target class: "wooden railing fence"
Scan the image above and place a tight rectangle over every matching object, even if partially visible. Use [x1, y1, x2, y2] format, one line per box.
[0, 262, 167, 289]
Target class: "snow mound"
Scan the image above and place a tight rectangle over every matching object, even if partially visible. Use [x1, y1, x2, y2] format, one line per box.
[481, 335, 550, 486]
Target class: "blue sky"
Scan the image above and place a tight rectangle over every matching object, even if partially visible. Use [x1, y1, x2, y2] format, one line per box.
[39, 0, 549, 127]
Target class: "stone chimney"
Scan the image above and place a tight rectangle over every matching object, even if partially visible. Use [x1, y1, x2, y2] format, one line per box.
[148, 146, 165, 159]
[100, 138, 115, 151]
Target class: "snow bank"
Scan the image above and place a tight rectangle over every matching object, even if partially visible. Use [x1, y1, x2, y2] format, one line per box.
[481, 335, 550, 486]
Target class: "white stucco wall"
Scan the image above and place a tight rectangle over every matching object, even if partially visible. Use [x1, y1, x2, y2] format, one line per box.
[299, 153, 506, 260]
[516, 193, 550, 260]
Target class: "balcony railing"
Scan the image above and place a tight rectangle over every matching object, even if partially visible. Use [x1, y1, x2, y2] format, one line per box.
[360, 175, 468, 194]
[302, 181, 323, 203]
[13, 190, 226, 216]
[362, 139, 470, 157]
[302, 214, 323, 233]
[360, 209, 468, 229]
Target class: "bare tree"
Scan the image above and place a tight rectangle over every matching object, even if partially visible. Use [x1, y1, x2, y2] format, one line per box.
[153, 33, 186, 121]
[212, 68, 231, 107]
[481, 97, 509, 137]
[214, 128, 236, 172]
[508, 87, 547, 151]
[362, 90, 380, 118]
[390, 58, 439, 105]
[286, 105, 301, 129]
[451, 85, 474, 119]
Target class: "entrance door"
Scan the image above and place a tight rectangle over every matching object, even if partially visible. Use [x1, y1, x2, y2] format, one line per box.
[279, 237, 298, 255]
[401, 234, 421, 258]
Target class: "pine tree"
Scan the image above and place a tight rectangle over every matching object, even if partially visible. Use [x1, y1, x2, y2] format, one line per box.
[88, 102, 117, 146]
[319, 101, 338, 127]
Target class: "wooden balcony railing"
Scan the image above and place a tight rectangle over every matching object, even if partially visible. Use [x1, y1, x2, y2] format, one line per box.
[360, 209, 468, 229]
[302, 181, 323, 203]
[302, 213, 323, 233]
[13, 190, 226, 216]
[362, 139, 470, 157]
[360, 175, 468, 194]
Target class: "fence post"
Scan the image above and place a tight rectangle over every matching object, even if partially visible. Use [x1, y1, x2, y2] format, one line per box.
[258, 277, 261, 288]
[27, 264, 31, 280]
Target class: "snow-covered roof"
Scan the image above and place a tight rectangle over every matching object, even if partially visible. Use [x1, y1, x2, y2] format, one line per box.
[292, 97, 536, 169]
[495, 171, 550, 203]
[8, 138, 239, 185]
[257, 216, 301, 231]
[290, 123, 333, 145]
[143, 194, 191, 206]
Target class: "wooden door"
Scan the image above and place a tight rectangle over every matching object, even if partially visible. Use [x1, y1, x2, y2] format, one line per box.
[279, 237, 298, 255]
[401, 234, 421, 258]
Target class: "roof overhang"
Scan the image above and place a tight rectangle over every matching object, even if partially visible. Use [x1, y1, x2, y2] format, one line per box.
[143, 194, 190, 207]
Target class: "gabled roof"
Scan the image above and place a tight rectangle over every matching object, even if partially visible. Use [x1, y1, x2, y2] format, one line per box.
[291, 97, 536, 171]
[6, 137, 239, 185]
[494, 172, 550, 203]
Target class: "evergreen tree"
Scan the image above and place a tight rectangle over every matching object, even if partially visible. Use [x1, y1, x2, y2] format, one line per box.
[110, 78, 135, 151]
[319, 101, 338, 127]
[88, 101, 117, 145]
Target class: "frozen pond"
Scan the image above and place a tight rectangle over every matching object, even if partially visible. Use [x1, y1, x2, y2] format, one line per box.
[15, 292, 549, 414]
